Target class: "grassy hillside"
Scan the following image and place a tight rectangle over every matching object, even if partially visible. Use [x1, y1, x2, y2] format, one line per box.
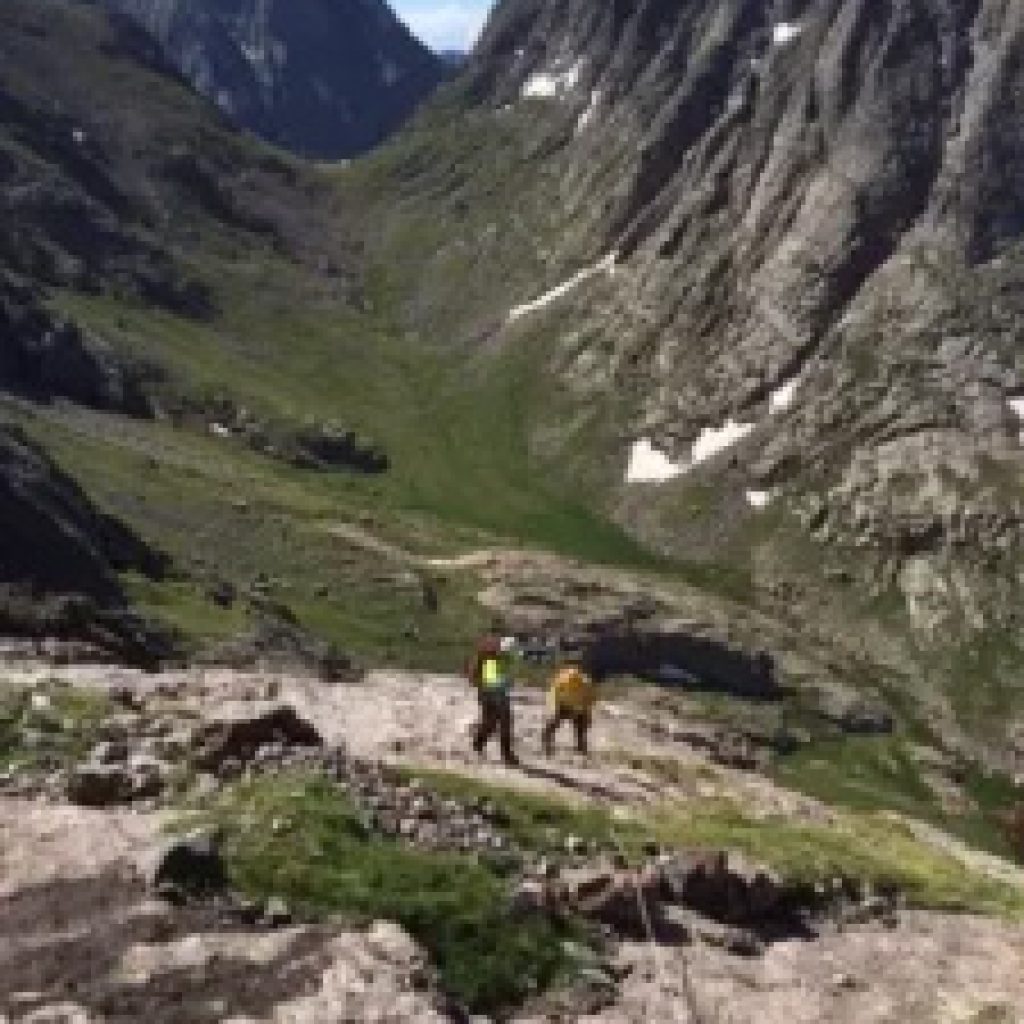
[0, 0, 660, 670]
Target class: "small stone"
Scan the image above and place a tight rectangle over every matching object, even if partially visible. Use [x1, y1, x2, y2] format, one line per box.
[91, 740, 129, 764]
[67, 764, 134, 806]
[565, 835, 588, 856]
[155, 881, 186, 906]
[263, 896, 292, 927]
[831, 972, 859, 991]
[153, 831, 227, 895]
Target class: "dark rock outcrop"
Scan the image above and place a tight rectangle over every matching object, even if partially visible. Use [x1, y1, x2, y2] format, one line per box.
[191, 705, 323, 770]
[0, 425, 165, 604]
[153, 831, 228, 896]
[103, 0, 447, 158]
[0, 276, 154, 415]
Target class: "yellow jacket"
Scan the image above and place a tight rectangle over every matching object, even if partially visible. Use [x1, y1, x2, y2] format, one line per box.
[548, 667, 597, 714]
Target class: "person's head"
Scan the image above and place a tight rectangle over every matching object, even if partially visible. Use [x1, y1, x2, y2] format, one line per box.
[561, 648, 586, 671]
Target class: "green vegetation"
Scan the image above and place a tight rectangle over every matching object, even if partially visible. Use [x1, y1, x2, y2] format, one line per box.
[939, 631, 1024, 738]
[399, 767, 646, 855]
[395, 768, 1024, 918]
[0, 684, 113, 769]
[187, 773, 586, 1013]
[774, 736, 941, 821]
[650, 800, 1024, 919]
[773, 731, 1024, 859]
[29, 200, 655, 664]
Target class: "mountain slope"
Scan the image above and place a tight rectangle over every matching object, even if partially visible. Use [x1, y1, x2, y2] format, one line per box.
[3, 0, 1024, 764]
[101, 0, 447, 158]
[331, 0, 1024, 758]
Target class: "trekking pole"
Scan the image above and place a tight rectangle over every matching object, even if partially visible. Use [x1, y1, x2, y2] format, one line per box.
[611, 830, 709, 1024]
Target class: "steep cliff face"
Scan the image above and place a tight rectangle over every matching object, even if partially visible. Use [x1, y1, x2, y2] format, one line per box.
[104, 0, 446, 158]
[439, 0, 1024, 646]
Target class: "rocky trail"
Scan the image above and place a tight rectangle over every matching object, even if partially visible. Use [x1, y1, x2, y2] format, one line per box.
[1, 651, 1024, 1023]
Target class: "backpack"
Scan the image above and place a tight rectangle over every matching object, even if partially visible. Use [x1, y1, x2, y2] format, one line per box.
[466, 635, 501, 686]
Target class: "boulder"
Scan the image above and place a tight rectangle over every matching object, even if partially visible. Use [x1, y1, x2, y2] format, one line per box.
[192, 705, 322, 769]
[66, 754, 168, 806]
[153, 830, 227, 895]
[66, 763, 134, 806]
[656, 851, 754, 924]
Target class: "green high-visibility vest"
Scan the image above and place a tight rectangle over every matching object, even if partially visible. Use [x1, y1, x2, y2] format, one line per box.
[481, 655, 510, 690]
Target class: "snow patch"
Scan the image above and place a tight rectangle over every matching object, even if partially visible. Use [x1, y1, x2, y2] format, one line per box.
[507, 254, 616, 321]
[769, 375, 800, 413]
[626, 439, 687, 484]
[522, 61, 582, 99]
[745, 489, 774, 509]
[691, 420, 756, 467]
[772, 21, 803, 45]
[626, 416, 759, 485]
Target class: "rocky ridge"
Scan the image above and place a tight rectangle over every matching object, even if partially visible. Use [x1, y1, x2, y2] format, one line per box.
[438, 0, 1024, 645]
[102, 0, 447, 158]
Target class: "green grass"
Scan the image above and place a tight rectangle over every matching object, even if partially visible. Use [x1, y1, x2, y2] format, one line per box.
[774, 736, 941, 820]
[773, 730, 1023, 863]
[188, 773, 586, 1013]
[940, 631, 1024, 737]
[17, 189, 660, 668]
[650, 800, 1024, 918]
[0, 683, 113, 769]
[398, 767, 647, 856]
[397, 768, 1024, 918]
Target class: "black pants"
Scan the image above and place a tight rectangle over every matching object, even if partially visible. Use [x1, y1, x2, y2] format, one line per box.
[542, 707, 591, 755]
[473, 689, 516, 763]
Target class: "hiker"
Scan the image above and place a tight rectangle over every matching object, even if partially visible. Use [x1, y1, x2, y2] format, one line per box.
[542, 650, 598, 756]
[468, 633, 520, 766]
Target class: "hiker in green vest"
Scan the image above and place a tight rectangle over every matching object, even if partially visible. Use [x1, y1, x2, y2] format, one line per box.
[467, 633, 520, 766]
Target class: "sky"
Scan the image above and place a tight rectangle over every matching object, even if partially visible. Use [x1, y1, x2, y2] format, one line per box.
[391, 1, 494, 52]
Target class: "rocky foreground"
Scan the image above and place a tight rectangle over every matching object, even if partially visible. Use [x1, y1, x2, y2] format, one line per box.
[2, 648, 1024, 1023]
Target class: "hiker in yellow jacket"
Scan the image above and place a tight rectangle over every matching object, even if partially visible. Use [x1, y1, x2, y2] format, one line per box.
[542, 652, 598, 756]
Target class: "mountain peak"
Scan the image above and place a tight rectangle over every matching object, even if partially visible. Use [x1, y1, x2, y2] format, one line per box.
[103, 0, 447, 158]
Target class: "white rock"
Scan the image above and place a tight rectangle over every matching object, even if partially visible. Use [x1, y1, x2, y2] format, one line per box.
[746, 489, 773, 509]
